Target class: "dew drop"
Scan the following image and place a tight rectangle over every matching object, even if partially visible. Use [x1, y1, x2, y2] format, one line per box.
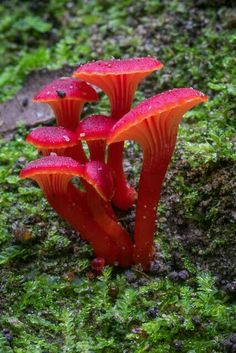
[63, 135, 70, 142]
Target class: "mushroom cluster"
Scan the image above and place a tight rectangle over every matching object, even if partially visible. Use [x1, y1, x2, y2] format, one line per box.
[20, 57, 207, 270]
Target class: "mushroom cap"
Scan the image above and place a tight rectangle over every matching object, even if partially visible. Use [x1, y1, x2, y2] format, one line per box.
[33, 77, 98, 102]
[84, 161, 115, 201]
[20, 156, 84, 179]
[20, 157, 115, 202]
[76, 115, 116, 140]
[26, 127, 78, 149]
[108, 88, 208, 144]
[73, 57, 163, 76]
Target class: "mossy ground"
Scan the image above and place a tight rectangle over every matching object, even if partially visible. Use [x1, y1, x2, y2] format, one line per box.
[0, 1, 235, 352]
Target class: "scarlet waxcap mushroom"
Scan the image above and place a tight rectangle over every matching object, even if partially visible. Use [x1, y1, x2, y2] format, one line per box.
[73, 57, 163, 119]
[77, 114, 116, 161]
[74, 57, 162, 210]
[108, 88, 208, 269]
[33, 77, 98, 130]
[26, 126, 87, 163]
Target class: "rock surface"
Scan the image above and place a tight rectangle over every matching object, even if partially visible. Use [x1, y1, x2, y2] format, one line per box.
[0, 65, 74, 133]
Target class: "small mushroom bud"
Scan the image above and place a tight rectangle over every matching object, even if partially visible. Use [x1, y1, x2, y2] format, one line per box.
[91, 257, 105, 273]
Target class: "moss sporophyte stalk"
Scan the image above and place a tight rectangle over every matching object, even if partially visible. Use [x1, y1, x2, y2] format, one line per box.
[20, 57, 208, 270]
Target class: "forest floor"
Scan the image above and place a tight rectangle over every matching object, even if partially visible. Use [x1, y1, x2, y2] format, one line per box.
[0, 1, 235, 352]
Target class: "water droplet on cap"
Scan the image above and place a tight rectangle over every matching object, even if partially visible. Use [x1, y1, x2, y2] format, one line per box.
[63, 135, 70, 142]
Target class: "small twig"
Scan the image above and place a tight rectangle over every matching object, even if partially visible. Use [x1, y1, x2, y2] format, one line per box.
[133, 268, 151, 280]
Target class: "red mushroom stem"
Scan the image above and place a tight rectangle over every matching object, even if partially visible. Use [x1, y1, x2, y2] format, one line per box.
[49, 186, 118, 264]
[86, 140, 106, 162]
[48, 100, 84, 130]
[58, 184, 119, 264]
[85, 183, 133, 267]
[133, 150, 172, 268]
[107, 142, 136, 210]
[82, 161, 133, 267]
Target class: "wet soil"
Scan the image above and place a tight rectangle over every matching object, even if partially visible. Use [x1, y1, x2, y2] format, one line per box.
[163, 156, 236, 285]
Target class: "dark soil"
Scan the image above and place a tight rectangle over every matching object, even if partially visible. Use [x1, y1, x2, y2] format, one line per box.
[164, 157, 236, 285]
[123, 143, 236, 286]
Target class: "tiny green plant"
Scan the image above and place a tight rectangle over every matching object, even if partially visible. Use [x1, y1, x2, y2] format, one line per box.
[20, 57, 207, 270]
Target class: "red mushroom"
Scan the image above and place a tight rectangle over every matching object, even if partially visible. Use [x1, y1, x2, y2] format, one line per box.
[20, 156, 119, 264]
[76, 114, 116, 162]
[26, 126, 87, 163]
[73, 58, 163, 119]
[73, 57, 163, 210]
[108, 88, 208, 269]
[33, 77, 98, 130]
